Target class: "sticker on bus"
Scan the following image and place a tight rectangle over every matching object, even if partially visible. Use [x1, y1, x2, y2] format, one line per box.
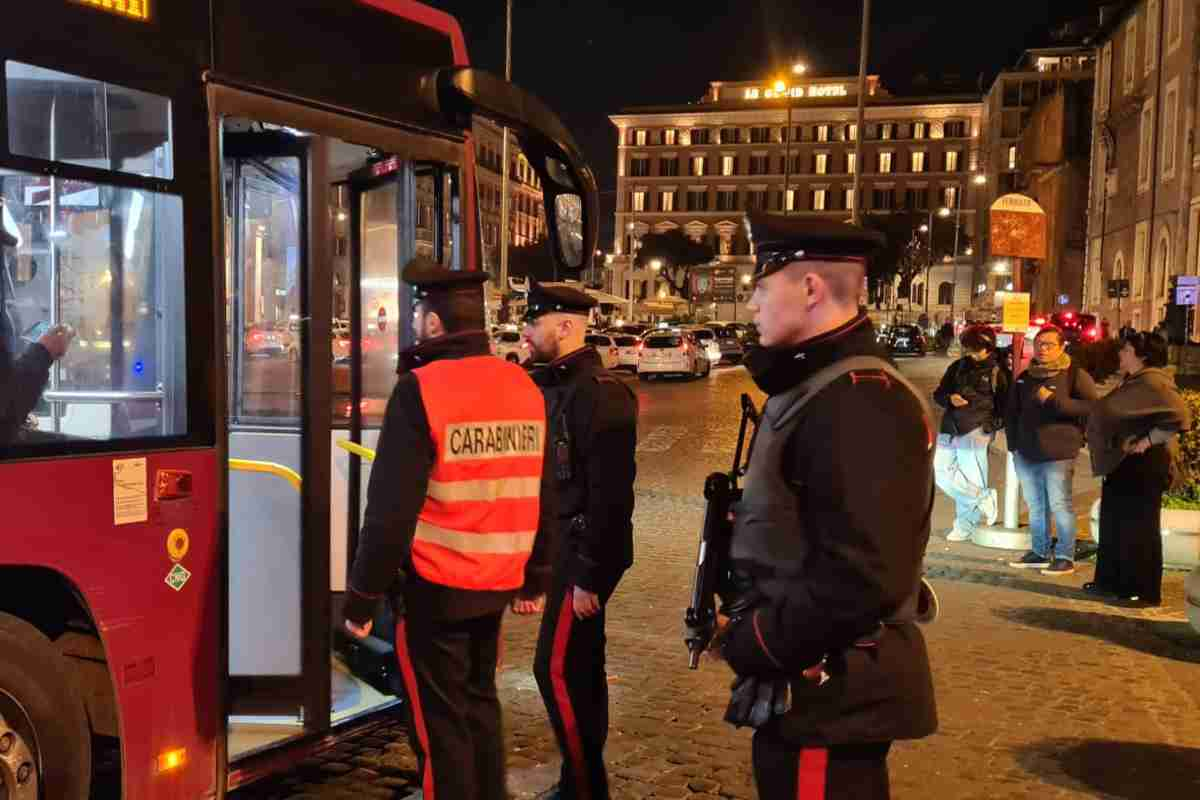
[113, 457, 149, 525]
[165, 563, 192, 592]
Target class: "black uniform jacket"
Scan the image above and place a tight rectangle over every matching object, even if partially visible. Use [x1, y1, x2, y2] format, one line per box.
[529, 346, 637, 599]
[343, 331, 557, 625]
[932, 354, 1009, 437]
[724, 315, 938, 744]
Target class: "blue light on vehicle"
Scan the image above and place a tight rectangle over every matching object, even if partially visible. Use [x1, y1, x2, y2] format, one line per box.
[133, 359, 145, 375]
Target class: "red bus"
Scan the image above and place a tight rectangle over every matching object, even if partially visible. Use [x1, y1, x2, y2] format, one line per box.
[0, 2, 597, 798]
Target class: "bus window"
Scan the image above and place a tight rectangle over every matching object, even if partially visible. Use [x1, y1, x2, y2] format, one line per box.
[1, 171, 186, 444]
[5, 60, 173, 180]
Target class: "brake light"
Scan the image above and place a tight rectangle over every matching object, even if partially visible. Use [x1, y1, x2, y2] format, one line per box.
[1065, 312, 1075, 319]
[1034, 317, 1046, 326]
[1084, 326, 1100, 340]
[638, 342, 644, 352]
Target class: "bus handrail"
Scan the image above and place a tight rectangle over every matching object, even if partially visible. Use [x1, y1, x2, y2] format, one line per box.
[43, 390, 165, 404]
[228, 458, 302, 493]
[336, 440, 376, 462]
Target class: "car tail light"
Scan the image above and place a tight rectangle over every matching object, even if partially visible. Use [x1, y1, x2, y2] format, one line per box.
[1084, 326, 1099, 340]
[637, 342, 644, 352]
[1065, 311, 1075, 319]
[1033, 317, 1046, 326]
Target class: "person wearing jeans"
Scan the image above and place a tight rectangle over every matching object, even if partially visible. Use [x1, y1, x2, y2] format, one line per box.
[932, 325, 1008, 541]
[1004, 325, 1098, 575]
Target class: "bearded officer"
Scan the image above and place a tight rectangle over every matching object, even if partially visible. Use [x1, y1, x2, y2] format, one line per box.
[343, 257, 557, 800]
[716, 214, 937, 799]
[520, 283, 637, 800]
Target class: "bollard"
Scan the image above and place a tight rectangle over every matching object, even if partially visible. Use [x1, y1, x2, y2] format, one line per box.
[1003, 452, 1019, 530]
[972, 438, 1033, 550]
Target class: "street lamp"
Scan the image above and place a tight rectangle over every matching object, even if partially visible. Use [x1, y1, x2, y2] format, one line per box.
[649, 259, 662, 272]
[777, 77, 798, 215]
[973, 173, 988, 185]
[793, 62, 808, 75]
[741, 274, 752, 285]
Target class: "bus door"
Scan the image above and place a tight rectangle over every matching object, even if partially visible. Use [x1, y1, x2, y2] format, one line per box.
[330, 157, 461, 700]
[220, 124, 333, 760]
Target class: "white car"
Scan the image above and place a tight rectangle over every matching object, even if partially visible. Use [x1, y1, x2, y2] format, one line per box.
[584, 333, 621, 370]
[637, 331, 710, 380]
[492, 330, 529, 363]
[611, 334, 641, 370]
[687, 327, 724, 365]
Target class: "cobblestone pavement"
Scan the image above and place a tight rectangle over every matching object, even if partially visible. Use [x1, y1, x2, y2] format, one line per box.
[234, 356, 1200, 800]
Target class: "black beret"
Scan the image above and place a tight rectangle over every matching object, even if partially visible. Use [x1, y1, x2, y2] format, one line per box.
[523, 282, 597, 321]
[402, 256, 488, 299]
[744, 212, 885, 281]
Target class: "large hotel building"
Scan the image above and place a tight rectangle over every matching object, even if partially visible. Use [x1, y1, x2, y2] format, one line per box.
[609, 74, 986, 321]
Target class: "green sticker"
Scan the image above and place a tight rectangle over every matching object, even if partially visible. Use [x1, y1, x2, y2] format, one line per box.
[165, 563, 192, 592]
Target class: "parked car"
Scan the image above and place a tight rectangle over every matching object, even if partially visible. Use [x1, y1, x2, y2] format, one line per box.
[245, 323, 287, 357]
[609, 323, 649, 338]
[637, 331, 710, 380]
[584, 333, 621, 370]
[611, 334, 641, 371]
[887, 324, 927, 357]
[492, 330, 529, 363]
[708, 325, 745, 362]
[686, 327, 724, 365]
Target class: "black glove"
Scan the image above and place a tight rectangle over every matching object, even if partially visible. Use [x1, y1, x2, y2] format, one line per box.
[723, 675, 790, 729]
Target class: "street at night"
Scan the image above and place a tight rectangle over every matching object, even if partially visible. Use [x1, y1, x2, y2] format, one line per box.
[231, 356, 1200, 800]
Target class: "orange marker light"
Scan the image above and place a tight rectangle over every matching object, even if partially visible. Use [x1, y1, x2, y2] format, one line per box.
[156, 748, 186, 774]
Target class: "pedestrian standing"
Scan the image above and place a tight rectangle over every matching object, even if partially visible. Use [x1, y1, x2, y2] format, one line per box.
[715, 214, 937, 800]
[1005, 325, 1099, 576]
[521, 283, 637, 800]
[1086, 332, 1191, 606]
[342, 258, 557, 800]
[932, 324, 1007, 541]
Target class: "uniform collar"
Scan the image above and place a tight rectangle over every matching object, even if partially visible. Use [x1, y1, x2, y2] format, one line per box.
[398, 330, 490, 372]
[533, 345, 603, 385]
[744, 313, 884, 396]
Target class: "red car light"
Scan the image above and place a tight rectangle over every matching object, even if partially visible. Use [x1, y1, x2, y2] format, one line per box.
[1084, 327, 1100, 340]
[1065, 312, 1075, 319]
[1033, 317, 1046, 326]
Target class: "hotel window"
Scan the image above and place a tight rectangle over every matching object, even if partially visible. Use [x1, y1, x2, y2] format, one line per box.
[845, 123, 858, 142]
[749, 155, 770, 175]
[686, 190, 709, 211]
[1007, 146, 1018, 170]
[844, 187, 856, 211]
[631, 191, 646, 212]
[720, 127, 741, 144]
[815, 153, 829, 175]
[664, 129, 677, 145]
[635, 129, 647, 146]
[913, 122, 927, 140]
[879, 123, 894, 140]
[660, 157, 680, 177]
[943, 185, 959, 209]
[690, 155, 707, 176]
[905, 187, 930, 209]
[911, 151, 926, 173]
[747, 190, 769, 210]
[722, 155, 736, 176]
[1163, 79, 1179, 178]
[945, 150, 960, 172]
[785, 189, 797, 212]
[692, 128, 711, 145]
[716, 190, 738, 211]
[1125, 15, 1138, 93]
[750, 126, 771, 144]
[846, 152, 857, 174]
[815, 124, 830, 143]
[1146, 1, 1158, 77]
[811, 188, 827, 211]
[944, 121, 967, 138]
[872, 188, 896, 209]
[878, 152, 893, 174]
[630, 157, 650, 177]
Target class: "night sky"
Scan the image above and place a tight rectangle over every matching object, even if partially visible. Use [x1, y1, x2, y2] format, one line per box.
[421, 0, 1110, 244]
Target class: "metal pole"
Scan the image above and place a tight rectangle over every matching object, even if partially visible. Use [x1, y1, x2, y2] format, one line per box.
[783, 101, 793, 214]
[950, 188, 962, 322]
[498, 0, 512, 289]
[851, 0, 870, 224]
[924, 208, 933, 315]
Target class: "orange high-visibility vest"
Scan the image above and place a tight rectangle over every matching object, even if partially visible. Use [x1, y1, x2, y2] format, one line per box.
[411, 355, 547, 591]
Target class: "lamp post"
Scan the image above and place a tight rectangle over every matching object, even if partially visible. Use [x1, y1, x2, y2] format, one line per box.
[777, 63, 806, 215]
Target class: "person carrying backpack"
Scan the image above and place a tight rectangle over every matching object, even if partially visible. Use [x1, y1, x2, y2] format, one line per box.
[932, 325, 1008, 541]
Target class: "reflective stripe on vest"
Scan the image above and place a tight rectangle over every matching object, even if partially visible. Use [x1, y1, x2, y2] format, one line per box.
[412, 355, 546, 591]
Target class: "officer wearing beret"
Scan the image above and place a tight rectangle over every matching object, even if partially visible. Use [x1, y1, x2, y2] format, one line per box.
[343, 257, 557, 800]
[716, 214, 937, 799]
[521, 282, 637, 800]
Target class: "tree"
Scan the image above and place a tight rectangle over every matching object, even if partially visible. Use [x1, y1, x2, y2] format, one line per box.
[860, 209, 973, 308]
[506, 238, 557, 283]
[632, 229, 715, 298]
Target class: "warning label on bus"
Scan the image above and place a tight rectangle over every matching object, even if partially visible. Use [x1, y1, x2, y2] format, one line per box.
[444, 420, 544, 463]
[113, 457, 148, 525]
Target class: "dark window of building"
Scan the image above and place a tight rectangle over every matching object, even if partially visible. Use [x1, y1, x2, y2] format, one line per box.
[659, 157, 680, 177]
[750, 126, 771, 144]
[746, 190, 769, 210]
[938, 282, 954, 305]
[687, 190, 709, 211]
[716, 190, 738, 211]
[944, 121, 968, 138]
[692, 128, 711, 145]
[749, 155, 770, 175]
[720, 127, 742, 144]
[872, 188, 896, 209]
[630, 157, 650, 177]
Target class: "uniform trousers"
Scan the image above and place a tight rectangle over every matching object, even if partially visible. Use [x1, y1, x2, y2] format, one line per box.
[394, 612, 506, 800]
[533, 580, 611, 800]
[753, 724, 892, 800]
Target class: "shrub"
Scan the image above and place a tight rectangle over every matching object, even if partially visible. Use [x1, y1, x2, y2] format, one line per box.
[1163, 389, 1200, 508]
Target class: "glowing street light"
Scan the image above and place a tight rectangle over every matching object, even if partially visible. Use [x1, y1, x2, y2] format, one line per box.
[741, 274, 752, 285]
[973, 174, 988, 185]
[773, 79, 787, 94]
[965, 246, 974, 256]
[650, 259, 663, 271]
[938, 206, 952, 218]
[792, 63, 808, 75]
[919, 224, 930, 233]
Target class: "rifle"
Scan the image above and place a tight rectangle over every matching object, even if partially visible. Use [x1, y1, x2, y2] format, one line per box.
[684, 392, 759, 669]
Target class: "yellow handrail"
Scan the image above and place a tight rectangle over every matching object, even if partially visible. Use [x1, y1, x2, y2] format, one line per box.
[228, 458, 303, 493]
[336, 439, 377, 462]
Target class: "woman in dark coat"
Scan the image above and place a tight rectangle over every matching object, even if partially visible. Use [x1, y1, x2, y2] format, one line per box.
[1086, 332, 1191, 607]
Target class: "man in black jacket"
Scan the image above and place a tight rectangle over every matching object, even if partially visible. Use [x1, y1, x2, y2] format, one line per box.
[1, 217, 73, 445]
[716, 214, 937, 799]
[932, 324, 1009, 542]
[342, 258, 557, 800]
[521, 283, 637, 800]
[1004, 325, 1098, 575]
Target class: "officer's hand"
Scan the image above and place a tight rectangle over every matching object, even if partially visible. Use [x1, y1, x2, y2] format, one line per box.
[344, 618, 373, 640]
[511, 594, 545, 615]
[571, 587, 601, 620]
[38, 324, 74, 360]
[949, 393, 969, 408]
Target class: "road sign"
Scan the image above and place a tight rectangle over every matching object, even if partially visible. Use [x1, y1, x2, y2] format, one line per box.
[989, 194, 1047, 261]
[1177, 286, 1198, 306]
[1178, 275, 1200, 287]
[1001, 292, 1031, 333]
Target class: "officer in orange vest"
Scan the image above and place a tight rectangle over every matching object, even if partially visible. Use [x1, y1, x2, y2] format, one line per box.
[343, 257, 557, 800]
[522, 283, 637, 800]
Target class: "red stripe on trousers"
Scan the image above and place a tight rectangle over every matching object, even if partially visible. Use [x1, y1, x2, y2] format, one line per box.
[551, 594, 591, 800]
[395, 621, 436, 800]
[796, 747, 828, 800]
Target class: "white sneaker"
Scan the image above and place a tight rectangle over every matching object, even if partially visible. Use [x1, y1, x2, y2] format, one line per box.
[981, 489, 999, 527]
[946, 527, 972, 542]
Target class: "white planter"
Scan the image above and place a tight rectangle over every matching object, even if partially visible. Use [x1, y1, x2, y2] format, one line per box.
[1088, 499, 1200, 570]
